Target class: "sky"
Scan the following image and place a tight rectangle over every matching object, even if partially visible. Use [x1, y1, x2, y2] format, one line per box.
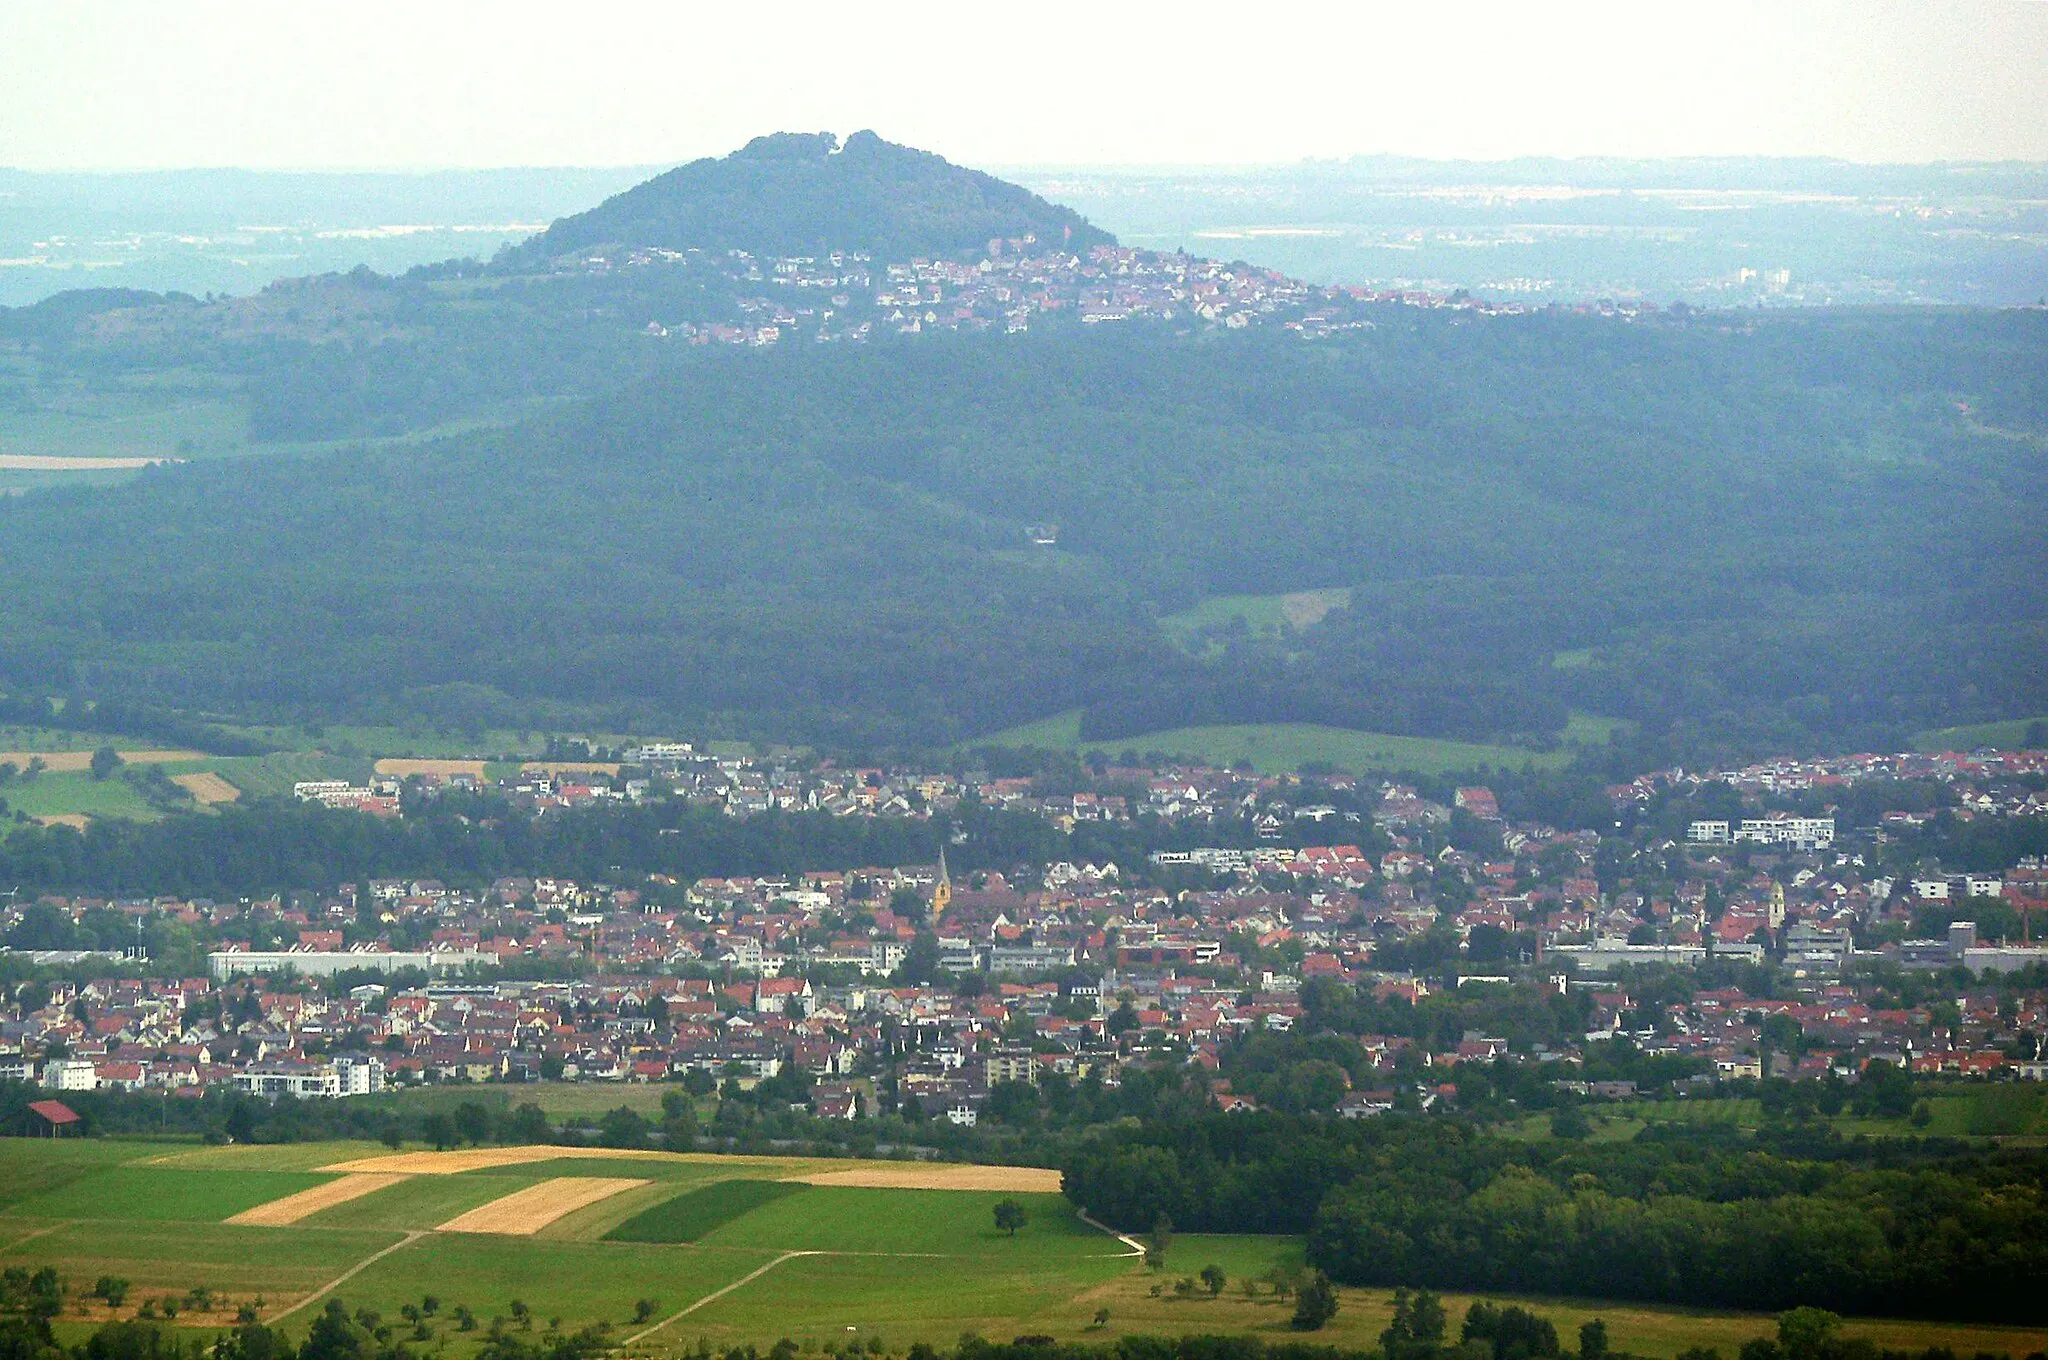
[3, 1, 2046, 171]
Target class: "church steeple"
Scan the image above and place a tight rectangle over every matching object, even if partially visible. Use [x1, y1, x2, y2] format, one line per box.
[931, 846, 953, 920]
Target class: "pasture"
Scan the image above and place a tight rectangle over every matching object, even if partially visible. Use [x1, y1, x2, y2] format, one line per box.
[959, 710, 1576, 777]
[0, 1138, 2040, 1360]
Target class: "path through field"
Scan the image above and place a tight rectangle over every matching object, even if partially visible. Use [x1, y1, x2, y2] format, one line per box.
[620, 1251, 819, 1349]
[265, 1231, 426, 1324]
[1075, 1210, 1145, 1258]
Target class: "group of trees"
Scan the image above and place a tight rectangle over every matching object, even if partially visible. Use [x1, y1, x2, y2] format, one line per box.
[1309, 1155, 2047, 1320]
[1061, 1111, 2048, 1323]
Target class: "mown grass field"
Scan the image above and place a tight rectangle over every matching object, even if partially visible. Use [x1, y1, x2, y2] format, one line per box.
[1, 768, 165, 823]
[1499, 1086, 2048, 1144]
[0, 1139, 2041, 1360]
[607, 1178, 806, 1243]
[12, 1167, 330, 1223]
[1158, 589, 1353, 655]
[1914, 715, 2047, 751]
[961, 710, 1587, 777]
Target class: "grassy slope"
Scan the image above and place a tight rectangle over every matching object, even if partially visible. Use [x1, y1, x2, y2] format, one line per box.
[333, 1234, 777, 1337]
[2, 769, 166, 822]
[7, 1166, 331, 1223]
[606, 1178, 808, 1243]
[962, 709, 1584, 777]
[1157, 589, 1354, 653]
[695, 1187, 1100, 1259]
[1914, 715, 2048, 751]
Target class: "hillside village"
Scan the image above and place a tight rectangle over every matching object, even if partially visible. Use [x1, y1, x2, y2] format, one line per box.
[4, 740, 2045, 1119]
[603, 237, 1545, 349]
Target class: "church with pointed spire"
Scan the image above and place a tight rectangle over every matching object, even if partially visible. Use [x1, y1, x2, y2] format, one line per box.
[931, 846, 952, 920]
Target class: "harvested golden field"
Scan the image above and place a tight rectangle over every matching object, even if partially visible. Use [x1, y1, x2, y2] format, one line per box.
[787, 1165, 1064, 1192]
[0, 749, 207, 771]
[435, 1177, 647, 1235]
[225, 1173, 408, 1226]
[33, 814, 89, 829]
[173, 771, 241, 804]
[322, 1145, 694, 1175]
[373, 758, 489, 778]
[0, 454, 177, 470]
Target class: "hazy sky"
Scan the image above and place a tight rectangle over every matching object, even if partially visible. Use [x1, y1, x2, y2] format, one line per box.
[4, 1, 2045, 171]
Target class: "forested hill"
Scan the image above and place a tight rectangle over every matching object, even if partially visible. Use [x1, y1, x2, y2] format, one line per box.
[0, 310, 2041, 758]
[511, 130, 1114, 263]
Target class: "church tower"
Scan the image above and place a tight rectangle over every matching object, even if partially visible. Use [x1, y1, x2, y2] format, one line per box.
[931, 846, 953, 921]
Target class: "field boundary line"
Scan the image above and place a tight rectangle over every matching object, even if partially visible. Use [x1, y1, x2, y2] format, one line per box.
[265, 1229, 425, 1324]
[621, 1250, 817, 1348]
[1076, 1209, 1145, 1258]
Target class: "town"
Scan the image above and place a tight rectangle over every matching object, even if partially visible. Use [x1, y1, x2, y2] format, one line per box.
[595, 236, 1566, 351]
[4, 739, 2044, 1123]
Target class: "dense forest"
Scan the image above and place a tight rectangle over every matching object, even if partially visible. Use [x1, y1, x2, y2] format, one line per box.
[1059, 1113, 2048, 1323]
[1, 309, 2042, 761]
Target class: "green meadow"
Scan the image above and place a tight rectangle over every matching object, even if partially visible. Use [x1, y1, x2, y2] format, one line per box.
[693, 1187, 1099, 1259]
[10, 1166, 329, 1223]
[1914, 714, 2048, 751]
[0, 1139, 2039, 1360]
[959, 709, 1609, 777]
[607, 1178, 808, 1243]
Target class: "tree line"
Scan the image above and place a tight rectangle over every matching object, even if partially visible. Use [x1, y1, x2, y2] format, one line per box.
[1059, 1112, 2048, 1323]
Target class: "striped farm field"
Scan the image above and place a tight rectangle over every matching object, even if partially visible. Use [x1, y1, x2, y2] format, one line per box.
[171, 770, 242, 804]
[0, 1139, 2037, 1360]
[436, 1176, 648, 1235]
[225, 1173, 405, 1226]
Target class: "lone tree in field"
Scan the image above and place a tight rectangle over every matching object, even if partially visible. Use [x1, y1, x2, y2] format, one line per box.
[993, 1198, 1028, 1236]
[1200, 1264, 1227, 1297]
[1290, 1270, 1339, 1332]
[89, 746, 122, 781]
[1146, 1213, 1173, 1268]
